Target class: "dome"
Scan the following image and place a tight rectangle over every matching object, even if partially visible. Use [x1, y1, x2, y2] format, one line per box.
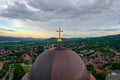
[30, 47, 92, 80]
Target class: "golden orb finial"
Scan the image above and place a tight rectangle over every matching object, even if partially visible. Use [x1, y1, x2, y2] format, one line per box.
[56, 28, 63, 43]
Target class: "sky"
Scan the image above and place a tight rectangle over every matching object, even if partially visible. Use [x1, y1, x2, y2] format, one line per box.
[0, 0, 120, 38]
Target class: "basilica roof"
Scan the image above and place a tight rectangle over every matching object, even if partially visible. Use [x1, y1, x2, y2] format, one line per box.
[30, 47, 90, 80]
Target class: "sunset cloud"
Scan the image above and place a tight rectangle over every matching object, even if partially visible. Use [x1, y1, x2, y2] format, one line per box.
[0, 0, 120, 38]
[0, 28, 16, 32]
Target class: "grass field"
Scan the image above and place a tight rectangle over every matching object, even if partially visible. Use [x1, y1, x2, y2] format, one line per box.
[0, 42, 36, 47]
[0, 43, 25, 46]
[22, 65, 31, 73]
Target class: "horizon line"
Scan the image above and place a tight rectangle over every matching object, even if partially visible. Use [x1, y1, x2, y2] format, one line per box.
[0, 33, 120, 39]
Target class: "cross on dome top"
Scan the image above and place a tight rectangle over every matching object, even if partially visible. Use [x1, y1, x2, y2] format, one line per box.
[56, 28, 63, 43]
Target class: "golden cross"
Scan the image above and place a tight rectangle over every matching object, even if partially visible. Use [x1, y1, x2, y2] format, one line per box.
[56, 28, 63, 38]
[56, 28, 63, 43]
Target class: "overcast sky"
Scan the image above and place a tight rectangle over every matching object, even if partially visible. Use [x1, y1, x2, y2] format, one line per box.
[0, 0, 120, 38]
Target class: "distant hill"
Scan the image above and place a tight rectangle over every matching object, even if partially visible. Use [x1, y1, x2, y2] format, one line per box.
[0, 36, 80, 43]
[76, 34, 120, 52]
[0, 36, 44, 43]
[0, 34, 120, 43]
[43, 37, 80, 43]
[78, 34, 120, 42]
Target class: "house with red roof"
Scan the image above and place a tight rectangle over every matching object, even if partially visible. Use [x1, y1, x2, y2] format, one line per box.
[0, 62, 4, 70]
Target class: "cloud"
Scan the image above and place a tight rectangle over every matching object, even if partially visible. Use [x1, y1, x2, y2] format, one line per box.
[0, 0, 120, 38]
[62, 34, 74, 38]
[90, 28, 120, 32]
[0, 1, 38, 20]
[0, 28, 16, 32]
[0, 0, 115, 21]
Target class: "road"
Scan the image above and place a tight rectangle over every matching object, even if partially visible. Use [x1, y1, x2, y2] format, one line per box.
[2, 65, 14, 80]
[9, 67, 14, 80]
[2, 66, 11, 80]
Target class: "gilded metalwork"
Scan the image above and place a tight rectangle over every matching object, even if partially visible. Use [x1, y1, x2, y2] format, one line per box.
[56, 28, 63, 43]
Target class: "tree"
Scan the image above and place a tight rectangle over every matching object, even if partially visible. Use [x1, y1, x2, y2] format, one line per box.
[13, 64, 25, 80]
[110, 63, 120, 70]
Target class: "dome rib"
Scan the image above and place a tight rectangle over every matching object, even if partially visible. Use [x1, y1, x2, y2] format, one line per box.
[30, 47, 93, 80]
